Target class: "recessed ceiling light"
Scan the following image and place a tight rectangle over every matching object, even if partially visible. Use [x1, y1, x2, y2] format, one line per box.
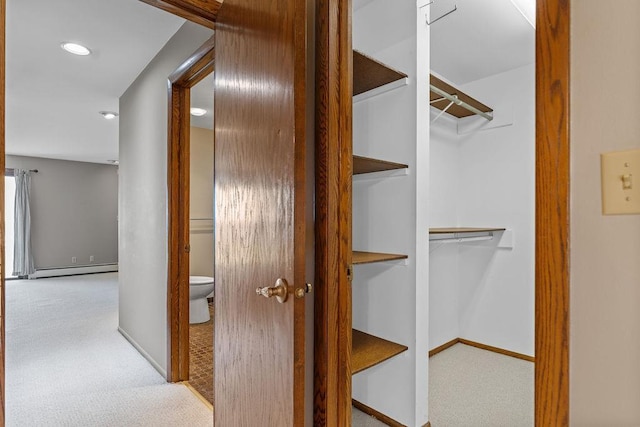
[99, 111, 119, 120]
[190, 108, 207, 117]
[61, 42, 92, 56]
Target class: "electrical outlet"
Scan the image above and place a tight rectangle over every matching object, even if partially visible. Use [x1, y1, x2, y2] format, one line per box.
[89, 255, 95, 262]
[601, 149, 640, 215]
[71, 257, 77, 264]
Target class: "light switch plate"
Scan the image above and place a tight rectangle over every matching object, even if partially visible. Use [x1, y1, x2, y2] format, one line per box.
[601, 149, 640, 215]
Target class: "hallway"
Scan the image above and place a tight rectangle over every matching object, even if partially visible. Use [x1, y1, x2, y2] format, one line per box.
[5, 273, 212, 426]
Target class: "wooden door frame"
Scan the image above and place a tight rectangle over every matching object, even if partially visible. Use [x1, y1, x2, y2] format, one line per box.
[535, 1, 570, 424]
[313, 0, 571, 425]
[0, 0, 570, 424]
[166, 35, 215, 383]
[314, 0, 353, 425]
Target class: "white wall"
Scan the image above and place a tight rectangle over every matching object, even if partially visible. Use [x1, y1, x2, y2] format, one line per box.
[118, 22, 213, 375]
[428, 119, 460, 347]
[429, 64, 535, 357]
[457, 64, 535, 356]
[6, 155, 118, 269]
[352, 1, 430, 425]
[571, 1, 640, 423]
[189, 126, 214, 278]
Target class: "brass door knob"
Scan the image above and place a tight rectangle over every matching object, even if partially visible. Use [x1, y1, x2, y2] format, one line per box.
[256, 278, 288, 303]
[295, 283, 313, 299]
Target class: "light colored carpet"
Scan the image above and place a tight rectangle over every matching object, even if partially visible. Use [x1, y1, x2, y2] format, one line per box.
[429, 343, 534, 427]
[353, 407, 388, 426]
[4, 272, 405, 426]
[6, 273, 212, 427]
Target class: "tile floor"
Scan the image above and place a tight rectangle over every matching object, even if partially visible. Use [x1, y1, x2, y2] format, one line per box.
[189, 300, 214, 405]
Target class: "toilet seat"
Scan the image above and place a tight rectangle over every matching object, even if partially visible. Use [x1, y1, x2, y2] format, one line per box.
[190, 276, 214, 285]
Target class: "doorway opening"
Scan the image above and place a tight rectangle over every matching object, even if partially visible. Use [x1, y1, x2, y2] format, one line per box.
[185, 70, 215, 404]
[427, 0, 536, 423]
[166, 36, 215, 393]
[314, 0, 569, 424]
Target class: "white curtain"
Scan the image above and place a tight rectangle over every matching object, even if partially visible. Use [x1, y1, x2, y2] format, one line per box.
[13, 169, 35, 277]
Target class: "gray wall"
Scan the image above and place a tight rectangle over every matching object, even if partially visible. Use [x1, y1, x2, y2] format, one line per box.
[118, 22, 213, 376]
[6, 155, 118, 269]
[571, 1, 640, 423]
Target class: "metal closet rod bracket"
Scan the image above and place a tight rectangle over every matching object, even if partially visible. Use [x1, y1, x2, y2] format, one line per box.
[429, 84, 494, 121]
[425, 1, 458, 25]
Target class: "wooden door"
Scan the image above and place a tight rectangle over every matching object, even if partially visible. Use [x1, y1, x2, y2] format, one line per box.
[0, 0, 572, 424]
[213, 0, 309, 425]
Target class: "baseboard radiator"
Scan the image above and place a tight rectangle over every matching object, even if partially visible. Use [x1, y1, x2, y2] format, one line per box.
[28, 263, 119, 279]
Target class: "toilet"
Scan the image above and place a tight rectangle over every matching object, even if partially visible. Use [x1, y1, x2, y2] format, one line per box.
[189, 276, 215, 324]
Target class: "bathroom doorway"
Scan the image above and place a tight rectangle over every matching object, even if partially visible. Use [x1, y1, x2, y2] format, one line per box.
[186, 70, 215, 404]
[165, 36, 215, 389]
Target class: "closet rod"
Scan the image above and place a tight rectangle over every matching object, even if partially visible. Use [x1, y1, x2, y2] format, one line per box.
[429, 232, 493, 243]
[5, 168, 38, 175]
[426, 4, 457, 25]
[429, 84, 493, 121]
[429, 235, 493, 244]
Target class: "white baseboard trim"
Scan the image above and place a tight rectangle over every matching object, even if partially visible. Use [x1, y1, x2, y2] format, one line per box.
[29, 263, 119, 279]
[118, 326, 167, 379]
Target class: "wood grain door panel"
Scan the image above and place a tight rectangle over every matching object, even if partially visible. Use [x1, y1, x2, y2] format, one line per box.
[213, 0, 307, 425]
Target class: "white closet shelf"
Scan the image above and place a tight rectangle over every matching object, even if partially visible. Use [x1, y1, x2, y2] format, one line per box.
[430, 74, 493, 120]
[429, 227, 505, 234]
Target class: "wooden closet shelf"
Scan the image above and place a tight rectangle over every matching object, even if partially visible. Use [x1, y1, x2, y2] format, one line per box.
[353, 50, 408, 96]
[352, 329, 408, 374]
[430, 74, 493, 119]
[353, 155, 408, 175]
[429, 227, 506, 234]
[353, 251, 408, 265]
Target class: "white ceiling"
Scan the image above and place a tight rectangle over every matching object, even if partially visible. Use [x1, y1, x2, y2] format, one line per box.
[430, 0, 535, 85]
[6, 0, 185, 164]
[6, 0, 533, 164]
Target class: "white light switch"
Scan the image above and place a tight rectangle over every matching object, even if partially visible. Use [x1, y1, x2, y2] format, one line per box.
[601, 149, 640, 215]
